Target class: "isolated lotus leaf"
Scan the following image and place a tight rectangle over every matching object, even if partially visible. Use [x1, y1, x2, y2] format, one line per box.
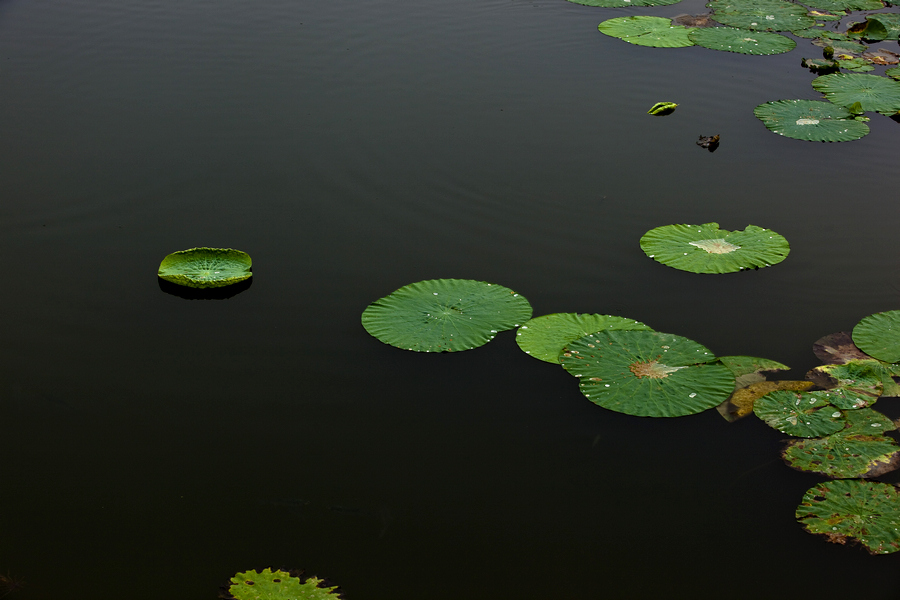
[887, 67, 900, 79]
[754, 390, 846, 437]
[227, 569, 340, 599]
[796, 480, 900, 554]
[805, 0, 883, 10]
[811, 73, 900, 115]
[853, 310, 900, 362]
[361, 279, 532, 352]
[648, 101, 679, 115]
[640, 223, 789, 274]
[753, 99, 869, 141]
[688, 27, 795, 54]
[559, 329, 734, 417]
[598, 16, 695, 47]
[157, 247, 252, 289]
[707, 0, 816, 31]
[515, 313, 652, 364]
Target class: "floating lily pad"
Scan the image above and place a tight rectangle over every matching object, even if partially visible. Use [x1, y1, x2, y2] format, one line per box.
[226, 569, 341, 599]
[837, 57, 876, 72]
[515, 313, 652, 364]
[808, 9, 846, 20]
[673, 13, 718, 27]
[598, 16, 695, 47]
[813, 331, 874, 364]
[569, 0, 683, 7]
[753, 99, 869, 141]
[717, 380, 815, 421]
[718, 355, 790, 378]
[157, 247, 252, 289]
[361, 279, 532, 352]
[802, 57, 840, 73]
[887, 67, 900, 79]
[806, 359, 885, 402]
[867, 13, 900, 39]
[811, 38, 867, 53]
[862, 48, 900, 65]
[811, 73, 900, 115]
[707, 0, 816, 31]
[792, 27, 830, 38]
[754, 390, 846, 437]
[688, 27, 796, 54]
[805, 0, 883, 11]
[852, 310, 900, 362]
[796, 480, 900, 554]
[640, 223, 790, 274]
[559, 329, 734, 417]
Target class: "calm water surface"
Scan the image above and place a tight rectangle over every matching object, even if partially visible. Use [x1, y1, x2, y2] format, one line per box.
[1, 0, 900, 598]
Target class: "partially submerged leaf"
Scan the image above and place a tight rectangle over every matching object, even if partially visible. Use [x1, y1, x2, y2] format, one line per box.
[598, 16, 695, 47]
[226, 568, 341, 599]
[754, 390, 846, 437]
[672, 13, 718, 27]
[887, 67, 900, 79]
[811, 73, 900, 115]
[852, 310, 900, 362]
[813, 331, 875, 364]
[157, 247, 252, 289]
[688, 26, 796, 54]
[717, 380, 814, 421]
[648, 101, 679, 115]
[753, 99, 869, 141]
[866, 13, 900, 39]
[515, 313, 652, 364]
[802, 57, 840, 73]
[811, 38, 867, 53]
[837, 57, 875, 72]
[707, 0, 816, 31]
[718, 355, 790, 378]
[862, 48, 900, 64]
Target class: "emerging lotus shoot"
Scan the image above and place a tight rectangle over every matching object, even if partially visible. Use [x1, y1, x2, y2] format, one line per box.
[648, 101, 678, 115]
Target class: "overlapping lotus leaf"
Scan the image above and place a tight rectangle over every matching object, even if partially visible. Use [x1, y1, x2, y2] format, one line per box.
[796, 480, 900, 554]
[806, 360, 884, 402]
[811, 387, 877, 409]
[688, 27, 795, 54]
[640, 223, 789, 274]
[792, 27, 830, 38]
[227, 569, 341, 599]
[813, 331, 874, 364]
[867, 13, 900, 39]
[802, 57, 840, 72]
[753, 99, 869, 141]
[848, 15, 899, 42]
[598, 16, 695, 47]
[862, 49, 900, 65]
[718, 380, 814, 421]
[811, 73, 900, 115]
[559, 330, 734, 417]
[754, 390, 845, 437]
[361, 279, 532, 352]
[811, 38, 867, 53]
[707, 0, 816, 31]
[852, 310, 900, 362]
[569, 0, 682, 7]
[157, 247, 252, 289]
[838, 57, 876, 72]
[515, 313, 652, 364]
[718, 355, 789, 378]
[805, 0, 883, 11]
[808, 9, 846, 21]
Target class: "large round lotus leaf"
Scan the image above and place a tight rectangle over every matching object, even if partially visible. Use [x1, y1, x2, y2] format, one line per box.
[811, 73, 900, 115]
[227, 569, 341, 599]
[707, 0, 816, 31]
[598, 17, 695, 48]
[753, 390, 845, 437]
[559, 330, 734, 417]
[753, 100, 869, 142]
[157, 247, 252, 289]
[640, 223, 789, 274]
[361, 279, 532, 352]
[796, 480, 900, 554]
[515, 313, 652, 364]
[852, 310, 900, 363]
[688, 27, 796, 54]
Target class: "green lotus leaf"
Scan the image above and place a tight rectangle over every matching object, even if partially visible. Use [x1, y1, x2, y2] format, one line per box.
[559, 329, 734, 417]
[226, 569, 341, 599]
[802, 57, 840, 73]
[841, 406, 897, 432]
[569, 0, 683, 7]
[707, 0, 816, 31]
[640, 223, 789, 274]
[515, 313, 653, 364]
[853, 310, 900, 362]
[867, 13, 900, 39]
[811, 73, 900, 115]
[754, 390, 846, 437]
[753, 99, 869, 141]
[837, 57, 876, 72]
[718, 355, 789, 378]
[361, 279, 532, 352]
[806, 359, 884, 402]
[811, 38, 867, 53]
[808, 9, 846, 20]
[805, 0, 883, 10]
[688, 27, 796, 54]
[796, 480, 900, 554]
[717, 380, 813, 421]
[792, 27, 834, 38]
[648, 101, 679, 115]
[847, 16, 890, 41]
[887, 67, 900, 79]
[598, 16, 695, 48]
[157, 247, 252, 289]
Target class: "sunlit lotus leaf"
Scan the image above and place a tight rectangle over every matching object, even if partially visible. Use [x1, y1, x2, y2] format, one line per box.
[640, 223, 789, 274]
[853, 310, 900, 362]
[811, 38, 867, 53]
[226, 568, 341, 599]
[673, 13, 718, 27]
[717, 380, 814, 421]
[361, 279, 532, 352]
[515, 313, 652, 364]
[811, 73, 900, 114]
[718, 355, 789, 378]
[559, 330, 734, 417]
[753, 99, 869, 141]
[805, 0, 883, 10]
[688, 26, 795, 53]
[598, 16, 695, 47]
[806, 360, 885, 402]
[887, 67, 900, 79]
[157, 247, 252, 289]
[754, 390, 846, 437]
[808, 9, 846, 20]
[648, 101, 679, 115]
[570, 0, 683, 7]
[707, 0, 816, 31]
[797, 480, 900, 555]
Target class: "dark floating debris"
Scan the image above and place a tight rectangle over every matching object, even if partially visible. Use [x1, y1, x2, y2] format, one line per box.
[696, 134, 720, 151]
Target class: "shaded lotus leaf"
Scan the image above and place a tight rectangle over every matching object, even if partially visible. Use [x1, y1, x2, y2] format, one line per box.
[157, 247, 252, 289]
[867, 13, 900, 39]
[802, 57, 840, 72]
[811, 38, 867, 53]
[707, 0, 816, 31]
[808, 9, 846, 20]
[361, 279, 532, 352]
[226, 569, 341, 599]
[848, 15, 898, 41]
[598, 16, 695, 47]
[792, 26, 835, 38]
[688, 26, 795, 54]
[673, 13, 718, 27]
[753, 99, 869, 141]
[837, 57, 876, 71]
[887, 67, 900, 79]
[853, 310, 900, 362]
[717, 380, 814, 421]
[805, 0, 883, 10]
[640, 223, 789, 274]
[515, 313, 652, 364]
[754, 390, 845, 437]
[806, 360, 884, 399]
[813, 331, 874, 364]
[718, 355, 789, 378]
[559, 330, 734, 417]
[812, 73, 900, 114]
[796, 480, 900, 554]
[648, 101, 679, 115]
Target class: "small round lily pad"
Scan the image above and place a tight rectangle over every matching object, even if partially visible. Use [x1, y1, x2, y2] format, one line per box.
[598, 16, 695, 48]
[516, 313, 653, 364]
[226, 568, 341, 599]
[753, 99, 869, 142]
[853, 310, 900, 363]
[688, 27, 796, 54]
[157, 247, 252, 289]
[640, 223, 790, 274]
[811, 73, 900, 115]
[361, 279, 532, 352]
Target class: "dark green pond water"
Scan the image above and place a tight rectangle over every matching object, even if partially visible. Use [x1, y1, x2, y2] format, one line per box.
[1, 0, 900, 597]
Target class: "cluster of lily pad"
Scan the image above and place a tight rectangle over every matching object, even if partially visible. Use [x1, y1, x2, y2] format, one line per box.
[583, 0, 900, 141]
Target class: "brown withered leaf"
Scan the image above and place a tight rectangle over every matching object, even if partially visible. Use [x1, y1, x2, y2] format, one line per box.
[812, 331, 873, 365]
[672, 13, 717, 27]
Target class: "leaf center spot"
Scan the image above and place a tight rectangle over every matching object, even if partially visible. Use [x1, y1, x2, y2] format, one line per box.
[629, 360, 685, 379]
[796, 118, 819, 126]
[688, 238, 741, 254]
